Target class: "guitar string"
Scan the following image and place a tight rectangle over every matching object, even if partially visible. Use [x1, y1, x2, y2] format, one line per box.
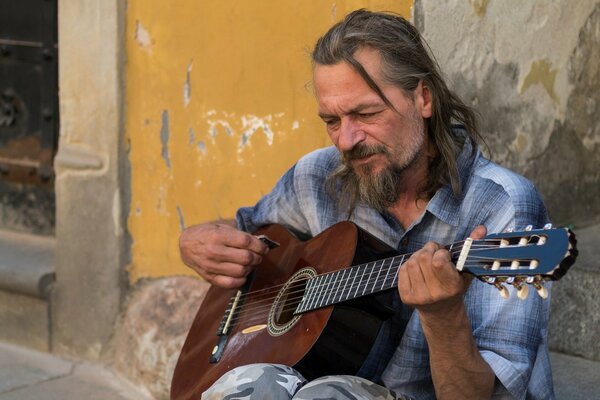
[223, 246, 540, 324]
[226, 258, 546, 328]
[221, 246, 544, 327]
[225, 255, 547, 328]
[223, 238, 509, 304]
[219, 242, 544, 326]
[222, 239, 527, 308]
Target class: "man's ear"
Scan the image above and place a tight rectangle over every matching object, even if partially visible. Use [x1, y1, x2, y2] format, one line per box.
[415, 80, 432, 119]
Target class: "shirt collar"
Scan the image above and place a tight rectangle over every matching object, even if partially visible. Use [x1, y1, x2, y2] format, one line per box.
[426, 128, 479, 227]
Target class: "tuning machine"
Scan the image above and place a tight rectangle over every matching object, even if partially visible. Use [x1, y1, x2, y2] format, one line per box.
[507, 277, 529, 300]
[526, 276, 548, 299]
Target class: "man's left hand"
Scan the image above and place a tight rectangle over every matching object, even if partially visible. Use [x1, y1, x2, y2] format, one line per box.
[398, 225, 487, 316]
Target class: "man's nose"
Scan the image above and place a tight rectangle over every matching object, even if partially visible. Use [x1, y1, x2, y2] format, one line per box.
[337, 118, 366, 152]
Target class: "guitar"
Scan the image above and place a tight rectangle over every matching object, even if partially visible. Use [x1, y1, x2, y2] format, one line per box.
[170, 221, 577, 400]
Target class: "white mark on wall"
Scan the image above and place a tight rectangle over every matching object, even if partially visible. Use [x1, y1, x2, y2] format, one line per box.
[240, 114, 275, 149]
[135, 21, 153, 53]
[203, 110, 293, 153]
[207, 119, 234, 139]
[183, 61, 193, 107]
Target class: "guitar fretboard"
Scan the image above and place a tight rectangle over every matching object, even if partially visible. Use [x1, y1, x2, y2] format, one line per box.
[295, 254, 407, 314]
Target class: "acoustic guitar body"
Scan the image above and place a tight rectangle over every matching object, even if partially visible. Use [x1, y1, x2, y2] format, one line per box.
[170, 222, 398, 400]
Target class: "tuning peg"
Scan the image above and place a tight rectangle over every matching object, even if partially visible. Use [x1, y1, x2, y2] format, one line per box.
[525, 225, 533, 231]
[515, 283, 529, 300]
[505, 227, 514, 233]
[543, 223, 553, 229]
[494, 283, 509, 299]
[533, 282, 548, 299]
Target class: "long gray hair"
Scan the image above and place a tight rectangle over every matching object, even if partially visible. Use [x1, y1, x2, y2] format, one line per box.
[312, 9, 481, 203]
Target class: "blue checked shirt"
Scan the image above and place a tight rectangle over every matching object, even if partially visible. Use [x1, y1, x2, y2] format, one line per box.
[236, 132, 552, 400]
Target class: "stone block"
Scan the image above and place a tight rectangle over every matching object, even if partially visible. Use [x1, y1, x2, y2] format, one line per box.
[106, 276, 209, 400]
[0, 290, 49, 352]
[549, 223, 600, 360]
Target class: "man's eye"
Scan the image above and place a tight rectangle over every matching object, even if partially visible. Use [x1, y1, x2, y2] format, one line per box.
[358, 112, 377, 118]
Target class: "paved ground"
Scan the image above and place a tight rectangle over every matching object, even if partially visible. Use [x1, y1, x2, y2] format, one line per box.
[1, 341, 599, 399]
[0, 343, 151, 400]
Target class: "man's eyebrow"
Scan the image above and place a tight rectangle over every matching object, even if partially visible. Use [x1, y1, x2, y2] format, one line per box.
[318, 102, 385, 119]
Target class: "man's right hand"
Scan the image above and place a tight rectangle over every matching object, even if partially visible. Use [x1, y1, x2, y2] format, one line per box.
[179, 222, 270, 289]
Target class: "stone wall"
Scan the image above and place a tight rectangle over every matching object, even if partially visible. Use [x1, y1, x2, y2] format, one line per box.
[416, 0, 600, 228]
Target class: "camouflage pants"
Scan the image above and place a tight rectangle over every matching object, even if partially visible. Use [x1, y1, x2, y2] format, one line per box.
[202, 363, 408, 400]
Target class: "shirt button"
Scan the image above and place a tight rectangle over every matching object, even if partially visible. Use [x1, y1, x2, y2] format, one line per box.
[401, 238, 409, 246]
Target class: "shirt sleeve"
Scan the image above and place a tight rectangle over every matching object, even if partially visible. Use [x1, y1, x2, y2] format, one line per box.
[236, 163, 311, 238]
[467, 175, 553, 399]
[235, 146, 341, 239]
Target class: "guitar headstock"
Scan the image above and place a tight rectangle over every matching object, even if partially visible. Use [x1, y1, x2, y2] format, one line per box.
[457, 224, 578, 299]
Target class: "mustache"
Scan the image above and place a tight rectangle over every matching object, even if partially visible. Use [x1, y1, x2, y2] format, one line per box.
[342, 144, 388, 162]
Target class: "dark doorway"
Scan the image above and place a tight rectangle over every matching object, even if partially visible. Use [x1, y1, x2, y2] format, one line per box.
[0, 0, 58, 234]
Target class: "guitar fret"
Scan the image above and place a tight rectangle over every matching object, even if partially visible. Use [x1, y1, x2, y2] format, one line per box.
[387, 256, 402, 289]
[346, 267, 358, 300]
[381, 258, 392, 291]
[358, 265, 368, 296]
[307, 275, 321, 311]
[318, 273, 332, 309]
[362, 266, 373, 296]
[333, 269, 347, 305]
[299, 277, 316, 313]
[371, 262, 383, 295]
[324, 272, 337, 306]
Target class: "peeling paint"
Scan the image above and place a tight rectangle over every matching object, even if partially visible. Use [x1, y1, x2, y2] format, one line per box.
[469, 0, 489, 17]
[239, 114, 275, 150]
[135, 21, 153, 52]
[204, 111, 282, 151]
[160, 110, 171, 168]
[520, 59, 559, 105]
[156, 185, 168, 215]
[197, 140, 206, 154]
[207, 119, 234, 139]
[176, 206, 185, 231]
[183, 61, 193, 107]
[188, 127, 195, 145]
[292, 121, 300, 130]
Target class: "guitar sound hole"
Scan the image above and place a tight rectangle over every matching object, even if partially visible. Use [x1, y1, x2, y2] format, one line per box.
[268, 267, 316, 336]
[274, 279, 308, 325]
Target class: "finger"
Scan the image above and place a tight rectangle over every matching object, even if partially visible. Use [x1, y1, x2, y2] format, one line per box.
[201, 259, 254, 278]
[215, 245, 264, 267]
[220, 229, 269, 255]
[469, 225, 487, 240]
[399, 254, 431, 304]
[210, 274, 248, 289]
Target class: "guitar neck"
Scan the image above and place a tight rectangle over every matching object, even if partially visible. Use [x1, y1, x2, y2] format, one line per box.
[295, 253, 407, 314]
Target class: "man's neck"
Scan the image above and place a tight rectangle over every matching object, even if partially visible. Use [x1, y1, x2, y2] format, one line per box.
[387, 155, 430, 230]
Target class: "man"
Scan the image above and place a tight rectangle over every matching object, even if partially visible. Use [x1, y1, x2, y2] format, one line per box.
[180, 10, 552, 400]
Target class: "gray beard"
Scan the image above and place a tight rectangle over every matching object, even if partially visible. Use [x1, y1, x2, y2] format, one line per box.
[327, 151, 409, 214]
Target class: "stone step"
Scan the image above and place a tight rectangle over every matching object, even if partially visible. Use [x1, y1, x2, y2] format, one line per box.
[0, 230, 55, 351]
[0, 229, 55, 298]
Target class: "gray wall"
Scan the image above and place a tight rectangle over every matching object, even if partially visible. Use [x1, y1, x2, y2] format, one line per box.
[416, 0, 600, 228]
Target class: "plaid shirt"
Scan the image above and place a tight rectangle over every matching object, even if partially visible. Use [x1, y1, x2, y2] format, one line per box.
[237, 131, 552, 399]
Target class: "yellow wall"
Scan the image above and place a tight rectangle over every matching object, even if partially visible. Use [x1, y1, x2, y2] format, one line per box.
[126, 1, 413, 281]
